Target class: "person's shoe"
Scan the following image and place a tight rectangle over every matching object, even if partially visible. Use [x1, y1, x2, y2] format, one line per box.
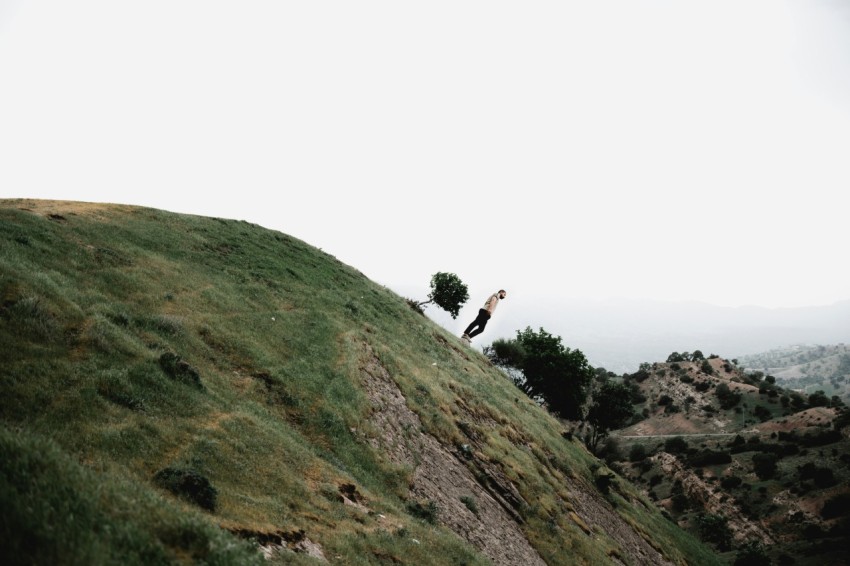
[461, 333, 471, 340]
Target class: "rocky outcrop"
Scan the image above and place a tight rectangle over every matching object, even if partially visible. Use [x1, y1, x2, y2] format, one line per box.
[359, 344, 547, 566]
[656, 452, 774, 545]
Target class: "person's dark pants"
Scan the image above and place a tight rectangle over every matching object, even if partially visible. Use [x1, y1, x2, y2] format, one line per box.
[464, 309, 491, 338]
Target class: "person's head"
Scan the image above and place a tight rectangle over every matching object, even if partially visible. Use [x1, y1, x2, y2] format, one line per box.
[498, 289, 507, 299]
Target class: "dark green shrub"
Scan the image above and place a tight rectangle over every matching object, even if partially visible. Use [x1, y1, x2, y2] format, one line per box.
[460, 496, 479, 517]
[716, 383, 742, 409]
[696, 514, 732, 551]
[631, 369, 651, 383]
[821, 494, 850, 519]
[720, 476, 743, 489]
[594, 470, 614, 495]
[153, 468, 217, 512]
[664, 437, 688, 454]
[667, 352, 685, 363]
[407, 499, 438, 524]
[159, 353, 203, 389]
[664, 403, 680, 414]
[688, 450, 732, 467]
[629, 444, 648, 463]
[734, 541, 771, 566]
[798, 463, 837, 489]
[752, 453, 778, 480]
[753, 405, 772, 422]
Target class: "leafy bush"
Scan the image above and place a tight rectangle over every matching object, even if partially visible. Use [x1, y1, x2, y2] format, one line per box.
[158, 352, 203, 389]
[688, 450, 732, 467]
[821, 493, 850, 519]
[733, 541, 771, 566]
[628, 444, 648, 463]
[753, 405, 772, 422]
[696, 514, 732, 551]
[664, 437, 688, 454]
[630, 369, 651, 383]
[752, 453, 778, 480]
[720, 476, 743, 489]
[798, 463, 837, 489]
[715, 383, 741, 409]
[593, 469, 615, 495]
[153, 468, 218, 512]
[460, 496, 479, 517]
[407, 499, 438, 524]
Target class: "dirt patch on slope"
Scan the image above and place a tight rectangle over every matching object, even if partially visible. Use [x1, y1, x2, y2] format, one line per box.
[561, 475, 674, 565]
[358, 344, 547, 566]
[747, 407, 837, 434]
[3, 198, 132, 219]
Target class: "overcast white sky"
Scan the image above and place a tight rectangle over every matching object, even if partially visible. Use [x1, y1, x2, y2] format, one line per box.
[2, 1, 849, 315]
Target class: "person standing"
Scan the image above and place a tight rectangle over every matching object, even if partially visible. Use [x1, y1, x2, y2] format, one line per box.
[462, 289, 507, 341]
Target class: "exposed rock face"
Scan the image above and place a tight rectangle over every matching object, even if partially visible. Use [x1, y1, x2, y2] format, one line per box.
[656, 452, 774, 545]
[360, 342, 676, 566]
[360, 345, 547, 566]
[561, 475, 673, 566]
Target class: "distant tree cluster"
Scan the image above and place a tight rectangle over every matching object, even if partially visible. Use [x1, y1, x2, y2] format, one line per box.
[666, 351, 706, 363]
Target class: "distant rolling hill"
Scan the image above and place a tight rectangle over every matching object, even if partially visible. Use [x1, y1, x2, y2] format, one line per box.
[608, 354, 850, 565]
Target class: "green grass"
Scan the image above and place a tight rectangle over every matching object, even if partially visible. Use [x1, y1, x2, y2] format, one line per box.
[0, 426, 264, 566]
[0, 199, 724, 565]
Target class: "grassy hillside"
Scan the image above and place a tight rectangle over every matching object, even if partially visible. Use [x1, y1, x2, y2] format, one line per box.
[0, 200, 721, 565]
[608, 356, 850, 565]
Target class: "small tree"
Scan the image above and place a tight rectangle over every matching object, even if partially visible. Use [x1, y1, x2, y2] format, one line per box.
[667, 352, 686, 363]
[585, 380, 635, 453]
[664, 436, 689, 454]
[696, 514, 732, 551]
[752, 453, 778, 480]
[716, 383, 742, 410]
[490, 327, 594, 421]
[417, 272, 469, 319]
[734, 541, 771, 566]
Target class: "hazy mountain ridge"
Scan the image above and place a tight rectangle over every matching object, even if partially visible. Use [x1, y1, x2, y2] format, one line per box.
[0, 200, 719, 565]
[425, 297, 850, 375]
